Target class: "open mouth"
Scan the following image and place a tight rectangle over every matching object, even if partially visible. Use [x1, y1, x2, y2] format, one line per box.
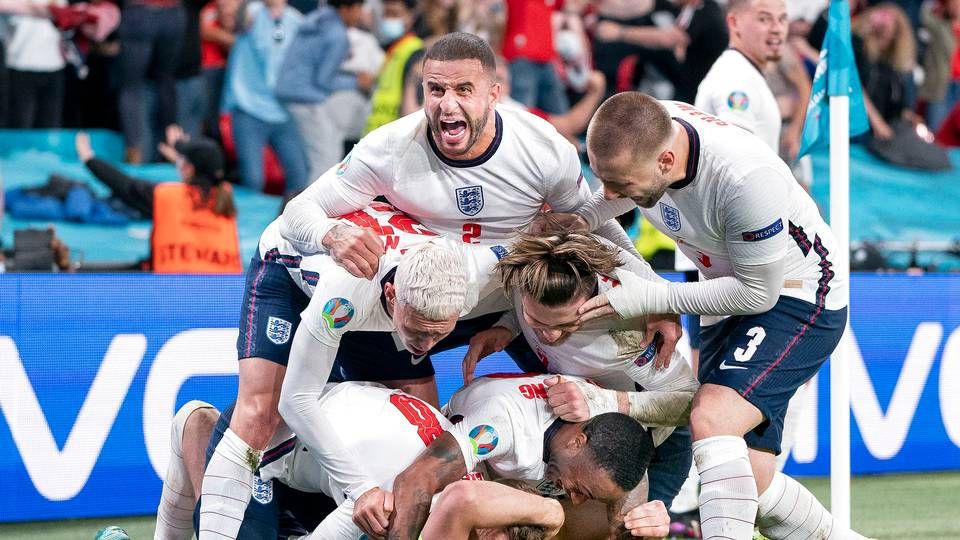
[439, 119, 468, 145]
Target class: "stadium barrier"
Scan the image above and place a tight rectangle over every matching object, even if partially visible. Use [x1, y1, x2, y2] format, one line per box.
[1, 272, 958, 521]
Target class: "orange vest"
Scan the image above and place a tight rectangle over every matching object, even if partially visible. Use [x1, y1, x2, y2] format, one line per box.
[151, 183, 242, 274]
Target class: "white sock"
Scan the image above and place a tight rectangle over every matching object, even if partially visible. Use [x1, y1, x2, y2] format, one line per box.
[156, 400, 214, 540]
[198, 427, 261, 540]
[670, 461, 701, 514]
[757, 472, 870, 540]
[694, 436, 758, 539]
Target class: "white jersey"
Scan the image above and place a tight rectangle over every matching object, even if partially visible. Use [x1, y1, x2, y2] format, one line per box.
[281, 105, 636, 250]
[643, 101, 847, 324]
[503, 266, 700, 446]
[695, 49, 782, 152]
[261, 382, 456, 539]
[445, 374, 562, 485]
[258, 202, 510, 349]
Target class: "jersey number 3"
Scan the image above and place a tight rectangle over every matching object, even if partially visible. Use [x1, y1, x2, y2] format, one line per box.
[390, 394, 444, 446]
[734, 326, 767, 362]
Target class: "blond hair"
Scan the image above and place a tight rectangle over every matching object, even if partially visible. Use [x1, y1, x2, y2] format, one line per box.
[853, 3, 917, 73]
[497, 232, 621, 306]
[394, 242, 467, 320]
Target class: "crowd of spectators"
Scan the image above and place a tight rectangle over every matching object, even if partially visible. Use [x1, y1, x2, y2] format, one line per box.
[0, 0, 958, 259]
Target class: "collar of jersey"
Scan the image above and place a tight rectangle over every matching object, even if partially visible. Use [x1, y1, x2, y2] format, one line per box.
[728, 47, 765, 76]
[426, 111, 503, 168]
[542, 417, 569, 464]
[668, 117, 701, 190]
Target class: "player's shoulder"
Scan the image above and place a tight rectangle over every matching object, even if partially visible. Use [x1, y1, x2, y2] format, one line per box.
[358, 111, 428, 157]
[497, 105, 571, 155]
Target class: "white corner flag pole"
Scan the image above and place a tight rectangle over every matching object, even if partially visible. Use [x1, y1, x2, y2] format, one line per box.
[828, 94, 852, 528]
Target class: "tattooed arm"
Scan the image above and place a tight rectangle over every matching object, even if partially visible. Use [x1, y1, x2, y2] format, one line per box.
[387, 432, 468, 539]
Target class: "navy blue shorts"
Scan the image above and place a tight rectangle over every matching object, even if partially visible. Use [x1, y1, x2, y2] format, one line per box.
[698, 296, 847, 454]
[197, 404, 337, 539]
[236, 255, 310, 365]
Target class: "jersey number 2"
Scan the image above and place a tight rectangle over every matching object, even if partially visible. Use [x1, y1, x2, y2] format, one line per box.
[390, 394, 444, 446]
[734, 326, 766, 363]
[462, 223, 482, 244]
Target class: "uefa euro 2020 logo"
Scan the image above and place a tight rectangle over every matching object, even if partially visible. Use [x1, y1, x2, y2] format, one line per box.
[468, 424, 499, 456]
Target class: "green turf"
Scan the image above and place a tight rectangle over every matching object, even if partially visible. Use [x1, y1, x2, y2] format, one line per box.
[2, 472, 958, 539]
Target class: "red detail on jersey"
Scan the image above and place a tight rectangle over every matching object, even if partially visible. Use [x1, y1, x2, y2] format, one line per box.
[535, 347, 550, 368]
[697, 252, 712, 268]
[599, 275, 621, 287]
[389, 394, 444, 447]
[461, 471, 485, 481]
[384, 236, 400, 251]
[340, 209, 388, 235]
[388, 214, 437, 236]
[674, 102, 730, 126]
[518, 383, 548, 400]
[462, 223, 482, 244]
[339, 206, 437, 239]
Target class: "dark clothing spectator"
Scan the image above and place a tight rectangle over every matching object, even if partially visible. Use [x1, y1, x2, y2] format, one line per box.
[5, 2, 67, 128]
[177, 0, 209, 139]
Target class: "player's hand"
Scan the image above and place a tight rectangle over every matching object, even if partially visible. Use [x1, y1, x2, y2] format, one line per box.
[544, 375, 592, 422]
[322, 224, 385, 279]
[462, 326, 514, 385]
[644, 314, 681, 370]
[623, 500, 670, 538]
[353, 487, 395, 539]
[577, 293, 620, 324]
[529, 212, 589, 235]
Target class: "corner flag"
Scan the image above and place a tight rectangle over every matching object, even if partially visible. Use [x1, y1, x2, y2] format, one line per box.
[797, 0, 869, 157]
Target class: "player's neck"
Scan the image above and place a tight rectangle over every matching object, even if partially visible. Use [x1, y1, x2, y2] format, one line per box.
[731, 43, 768, 72]
[667, 122, 690, 183]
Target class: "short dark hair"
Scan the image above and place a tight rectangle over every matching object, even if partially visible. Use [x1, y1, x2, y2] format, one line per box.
[588, 92, 673, 165]
[382, 0, 417, 11]
[329, 0, 364, 7]
[424, 32, 496, 75]
[582, 413, 654, 491]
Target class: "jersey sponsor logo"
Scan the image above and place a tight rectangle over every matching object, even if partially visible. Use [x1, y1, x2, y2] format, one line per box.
[741, 219, 784, 242]
[660, 203, 682, 232]
[265, 316, 292, 345]
[490, 245, 508, 260]
[321, 298, 355, 329]
[727, 91, 750, 111]
[335, 152, 352, 176]
[456, 186, 484, 216]
[468, 424, 499, 456]
[251, 476, 274, 504]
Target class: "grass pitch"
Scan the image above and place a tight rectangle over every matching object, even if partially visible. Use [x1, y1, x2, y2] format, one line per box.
[1, 472, 958, 539]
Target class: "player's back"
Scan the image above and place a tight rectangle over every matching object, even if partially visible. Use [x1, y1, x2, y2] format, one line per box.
[263, 382, 451, 502]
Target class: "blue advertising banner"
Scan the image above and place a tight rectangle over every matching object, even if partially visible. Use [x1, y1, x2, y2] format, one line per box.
[1, 273, 959, 522]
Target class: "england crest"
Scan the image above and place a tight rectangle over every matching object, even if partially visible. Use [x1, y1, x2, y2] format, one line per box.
[660, 203, 682, 232]
[456, 186, 484, 216]
[266, 316, 292, 345]
[252, 476, 274, 504]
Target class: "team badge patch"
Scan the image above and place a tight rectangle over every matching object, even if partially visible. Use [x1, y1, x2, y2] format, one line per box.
[456, 186, 484, 216]
[468, 424, 499, 456]
[251, 476, 274, 504]
[335, 152, 352, 176]
[633, 340, 658, 367]
[265, 316, 292, 345]
[727, 91, 750, 111]
[490, 245, 508, 260]
[660, 203, 682, 232]
[321, 298, 355, 329]
[741, 218, 784, 241]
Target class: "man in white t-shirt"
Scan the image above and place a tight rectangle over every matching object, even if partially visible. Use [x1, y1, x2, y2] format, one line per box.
[461, 231, 699, 510]
[583, 93, 869, 540]
[200, 204, 506, 539]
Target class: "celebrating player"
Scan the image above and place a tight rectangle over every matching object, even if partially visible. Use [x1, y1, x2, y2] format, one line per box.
[581, 92, 869, 539]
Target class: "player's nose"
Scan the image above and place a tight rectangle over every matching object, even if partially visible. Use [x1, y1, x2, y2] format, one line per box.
[602, 186, 621, 200]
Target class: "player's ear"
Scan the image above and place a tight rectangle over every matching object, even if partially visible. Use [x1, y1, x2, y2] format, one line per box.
[489, 79, 502, 104]
[657, 149, 675, 176]
[384, 282, 397, 304]
[570, 430, 588, 450]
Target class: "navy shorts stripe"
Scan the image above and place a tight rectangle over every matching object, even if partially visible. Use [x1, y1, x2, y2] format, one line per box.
[244, 261, 268, 359]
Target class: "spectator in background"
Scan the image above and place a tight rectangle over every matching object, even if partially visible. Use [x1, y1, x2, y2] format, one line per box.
[852, 2, 919, 139]
[364, 0, 421, 135]
[59, 0, 122, 130]
[501, 0, 569, 114]
[177, 0, 211, 140]
[117, 0, 186, 164]
[222, 0, 309, 197]
[458, 0, 506, 51]
[919, 0, 960, 131]
[593, 0, 726, 104]
[200, 0, 241, 141]
[5, 0, 66, 129]
[277, 0, 369, 181]
[75, 128, 241, 274]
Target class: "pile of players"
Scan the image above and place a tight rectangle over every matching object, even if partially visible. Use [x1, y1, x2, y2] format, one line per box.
[154, 27, 870, 540]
